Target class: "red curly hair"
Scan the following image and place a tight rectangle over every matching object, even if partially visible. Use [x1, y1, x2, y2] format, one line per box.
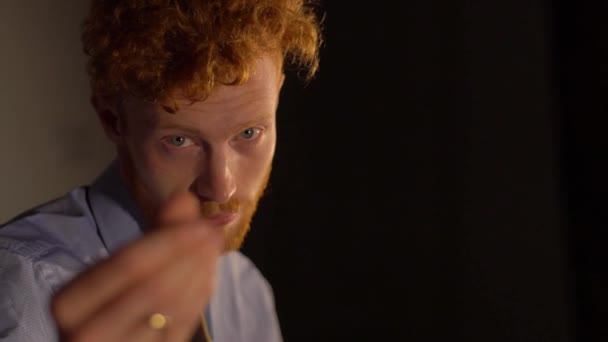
[82, 0, 322, 107]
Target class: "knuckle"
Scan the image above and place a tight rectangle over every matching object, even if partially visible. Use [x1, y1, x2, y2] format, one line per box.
[113, 248, 144, 274]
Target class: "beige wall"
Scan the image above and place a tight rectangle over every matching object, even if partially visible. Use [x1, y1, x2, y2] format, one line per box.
[0, 2, 114, 222]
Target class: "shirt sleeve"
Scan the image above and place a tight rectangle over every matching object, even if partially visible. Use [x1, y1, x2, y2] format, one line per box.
[0, 248, 59, 342]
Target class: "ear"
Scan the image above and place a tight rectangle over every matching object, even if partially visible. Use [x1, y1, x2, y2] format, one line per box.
[91, 95, 124, 144]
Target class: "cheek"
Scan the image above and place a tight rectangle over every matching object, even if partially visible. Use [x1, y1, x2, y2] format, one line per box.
[234, 137, 275, 197]
[126, 138, 198, 198]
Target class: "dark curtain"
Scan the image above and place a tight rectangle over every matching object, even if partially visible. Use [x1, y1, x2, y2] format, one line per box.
[242, 1, 606, 341]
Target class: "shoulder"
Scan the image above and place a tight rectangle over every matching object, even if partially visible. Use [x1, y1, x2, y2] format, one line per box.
[0, 188, 104, 341]
[217, 251, 276, 307]
[220, 251, 270, 287]
[217, 251, 277, 312]
[0, 187, 102, 263]
[0, 187, 106, 295]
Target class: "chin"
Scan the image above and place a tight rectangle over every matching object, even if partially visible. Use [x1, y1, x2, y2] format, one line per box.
[223, 219, 252, 252]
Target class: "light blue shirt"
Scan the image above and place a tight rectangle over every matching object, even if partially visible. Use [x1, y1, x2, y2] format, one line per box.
[0, 162, 282, 341]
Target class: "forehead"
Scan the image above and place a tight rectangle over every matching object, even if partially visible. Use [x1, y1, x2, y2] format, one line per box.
[178, 56, 281, 115]
[125, 55, 282, 126]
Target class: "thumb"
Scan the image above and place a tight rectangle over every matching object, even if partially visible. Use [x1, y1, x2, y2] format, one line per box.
[156, 192, 201, 227]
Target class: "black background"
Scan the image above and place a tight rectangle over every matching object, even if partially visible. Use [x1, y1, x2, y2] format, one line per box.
[242, 1, 608, 341]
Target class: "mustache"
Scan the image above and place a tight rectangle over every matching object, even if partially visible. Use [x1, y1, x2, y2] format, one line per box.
[200, 198, 240, 217]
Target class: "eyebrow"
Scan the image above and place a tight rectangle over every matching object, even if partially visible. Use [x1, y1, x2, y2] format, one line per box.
[155, 123, 201, 136]
[232, 114, 274, 131]
[155, 113, 274, 136]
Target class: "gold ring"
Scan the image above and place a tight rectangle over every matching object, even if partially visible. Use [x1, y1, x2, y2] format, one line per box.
[148, 313, 170, 331]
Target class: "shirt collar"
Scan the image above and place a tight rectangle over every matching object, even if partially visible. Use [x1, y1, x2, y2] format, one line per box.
[88, 160, 146, 253]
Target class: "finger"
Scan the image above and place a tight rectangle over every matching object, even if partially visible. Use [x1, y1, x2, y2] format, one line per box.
[52, 219, 222, 331]
[126, 260, 214, 342]
[131, 248, 218, 342]
[156, 191, 201, 227]
[77, 234, 223, 341]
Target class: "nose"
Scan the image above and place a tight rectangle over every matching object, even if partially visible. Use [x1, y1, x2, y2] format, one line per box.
[194, 148, 236, 204]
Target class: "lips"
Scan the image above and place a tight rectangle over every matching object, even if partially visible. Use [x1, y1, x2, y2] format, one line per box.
[205, 212, 238, 226]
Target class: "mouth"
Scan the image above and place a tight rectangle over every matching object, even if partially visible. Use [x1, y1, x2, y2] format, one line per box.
[204, 212, 238, 226]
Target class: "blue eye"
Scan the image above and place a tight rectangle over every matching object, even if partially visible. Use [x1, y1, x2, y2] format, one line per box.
[240, 128, 260, 140]
[168, 136, 190, 147]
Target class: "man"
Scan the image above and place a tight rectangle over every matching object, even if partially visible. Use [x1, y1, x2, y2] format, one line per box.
[0, 0, 321, 341]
